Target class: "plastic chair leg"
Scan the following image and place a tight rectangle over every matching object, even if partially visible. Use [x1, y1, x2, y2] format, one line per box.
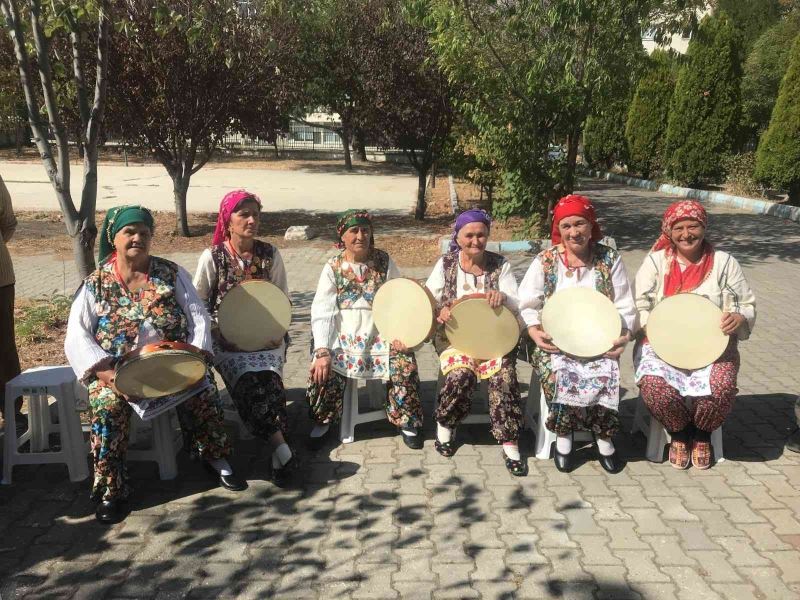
[151, 413, 178, 480]
[55, 381, 89, 482]
[339, 379, 358, 444]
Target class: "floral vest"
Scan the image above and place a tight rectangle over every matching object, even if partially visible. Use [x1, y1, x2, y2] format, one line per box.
[85, 256, 188, 358]
[329, 248, 390, 308]
[433, 249, 506, 354]
[207, 239, 275, 316]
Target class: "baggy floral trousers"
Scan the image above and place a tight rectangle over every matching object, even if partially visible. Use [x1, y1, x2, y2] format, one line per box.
[230, 371, 288, 440]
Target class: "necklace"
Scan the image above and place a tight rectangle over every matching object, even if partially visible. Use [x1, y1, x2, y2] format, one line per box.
[227, 241, 257, 279]
[459, 256, 485, 291]
[559, 248, 590, 279]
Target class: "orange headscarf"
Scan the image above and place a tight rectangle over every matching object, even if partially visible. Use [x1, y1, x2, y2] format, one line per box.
[551, 194, 603, 244]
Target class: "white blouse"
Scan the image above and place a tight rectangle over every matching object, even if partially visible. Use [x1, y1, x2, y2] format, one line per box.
[192, 245, 290, 313]
[634, 249, 756, 340]
[424, 253, 520, 313]
[518, 248, 637, 333]
[64, 266, 212, 383]
[311, 257, 401, 352]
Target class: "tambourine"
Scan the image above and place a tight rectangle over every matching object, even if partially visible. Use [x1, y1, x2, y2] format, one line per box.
[647, 293, 728, 370]
[217, 280, 292, 352]
[372, 278, 436, 349]
[114, 341, 206, 399]
[541, 287, 621, 358]
[445, 293, 521, 360]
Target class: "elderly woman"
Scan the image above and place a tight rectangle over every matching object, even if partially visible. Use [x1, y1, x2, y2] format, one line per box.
[634, 200, 756, 469]
[193, 190, 295, 486]
[306, 209, 423, 449]
[65, 206, 244, 524]
[519, 195, 636, 474]
[425, 209, 526, 476]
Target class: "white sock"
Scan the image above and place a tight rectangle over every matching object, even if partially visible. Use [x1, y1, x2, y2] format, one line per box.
[596, 437, 615, 457]
[401, 425, 418, 437]
[556, 435, 572, 455]
[310, 424, 329, 438]
[272, 443, 293, 468]
[437, 423, 453, 444]
[502, 443, 521, 461]
[208, 458, 233, 476]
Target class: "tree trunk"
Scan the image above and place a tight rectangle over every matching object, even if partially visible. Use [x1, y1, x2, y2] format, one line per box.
[414, 168, 428, 220]
[340, 122, 353, 171]
[15, 118, 22, 156]
[354, 127, 367, 162]
[430, 161, 436, 188]
[70, 216, 97, 278]
[173, 175, 192, 237]
[564, 129, 581, 192]
[789, 182, 800, 207]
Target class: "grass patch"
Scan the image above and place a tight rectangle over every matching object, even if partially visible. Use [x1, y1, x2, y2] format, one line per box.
[15, 294, 71, 345]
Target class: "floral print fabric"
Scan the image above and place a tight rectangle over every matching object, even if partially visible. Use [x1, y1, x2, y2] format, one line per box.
[230, 370, 288, 439]
[551, 354, 620, 411]
[439, 348, 502, 380]
[634, 342, 712, 397]
[330, 248, 389, 309]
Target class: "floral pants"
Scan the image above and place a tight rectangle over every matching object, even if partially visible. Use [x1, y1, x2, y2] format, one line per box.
[88, 371, 231, 501]
[435, 355, 523, 443]
[639, 344, 740, 434]
[532, 348, 619, 438]
[306, 350, 423, 428]
[230, 371, 288, 440]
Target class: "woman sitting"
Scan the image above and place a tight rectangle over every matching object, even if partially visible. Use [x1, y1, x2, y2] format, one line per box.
[634, 200, 755, 470]
[193, 190, 296, 486]
[65, 206, 245, 524]
[519, 195, 636, 474]
[425, 209, 526, 476]
[306, 210, 423, 449]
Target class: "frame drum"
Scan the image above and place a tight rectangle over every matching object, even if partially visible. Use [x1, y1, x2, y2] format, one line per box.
[373, 278, 436, 349]
[647, 293, 728, 370]
[541, 287, 621, 358]
[445, 294, 521, 360]
[217, 280, 292, 352]
[115, 341, 206, 399]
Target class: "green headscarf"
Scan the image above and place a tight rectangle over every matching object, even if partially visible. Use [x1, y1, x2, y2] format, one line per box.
[98, 205, 155, 264]
[335, 209, 372, 249]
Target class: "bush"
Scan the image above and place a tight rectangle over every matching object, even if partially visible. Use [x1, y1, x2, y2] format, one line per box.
[625, 51, 677, 179]
[755, 34, 800, 206]
[722, 152, 764, 197]
[583, 97, 630, 170]
[665, 14, 743, 186]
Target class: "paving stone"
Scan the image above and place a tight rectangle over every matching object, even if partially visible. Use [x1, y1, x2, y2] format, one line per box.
[501, 533, 549, 566]
[352, 563, 398, 599]
[690, 510, 744, 537]
[661, 567, 723, 600]
[715, 498, 768, 524]
[715, 537, 771, 566]
[613, 550, 671, 583]
[740, 566, 800, 599]
[393, 549, 435, 581]
[671, 521, 721, 551]
[643, 535, 697, 567]
[761, 509, 800, 535]
[602, 521, 650, 550]
[709, 583, 760, 600]
[762, 550, 800, 583]
[432, 563, 478, 599]
[685, 550, 742, 583]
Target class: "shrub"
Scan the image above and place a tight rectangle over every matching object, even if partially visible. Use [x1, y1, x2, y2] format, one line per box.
[755, 34, 800, 206]
[665, 14, 743, 186]
[722, 152, 764, 197]
[583, 97, 630, 170]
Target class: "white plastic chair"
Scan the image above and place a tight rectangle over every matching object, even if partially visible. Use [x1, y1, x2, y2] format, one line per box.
[3, 366, 90, 485]
[631, 398, 723, 463]
[340, 378, 388, 443]
[527, 370, 592, 460]
[127, 410, 184, 480]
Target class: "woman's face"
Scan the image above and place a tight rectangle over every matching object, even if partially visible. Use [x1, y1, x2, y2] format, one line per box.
[457, 222, 489, 258]
[670, 219, 705, 257]
[228, 200, 260, 240]
[341, 224, 371, 256]
[114, 222, 152, 260]
[558, 215, 592, 253]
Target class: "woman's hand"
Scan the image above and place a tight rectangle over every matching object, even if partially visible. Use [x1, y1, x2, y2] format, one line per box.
[391, 339, 409, 353]
[94, 359, 139, 402]
[485, 290, 506, 309]
[527, 325, 559, 354]
[309, 352, 332, 386]
[437, 306, 451, 324]
[721, 312, 746, 336]
[604, 331, 631, 360]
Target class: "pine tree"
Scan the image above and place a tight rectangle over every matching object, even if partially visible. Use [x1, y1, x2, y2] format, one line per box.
[664, 14, 743, 186]
[584, 97, 630, 170]
[625, 51, 677, 179]
[755, 34, 800, 205]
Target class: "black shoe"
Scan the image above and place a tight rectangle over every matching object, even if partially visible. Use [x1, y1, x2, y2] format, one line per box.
[554, 448, 574, 473]
[400, 427, 423, 450]
[203, 461, 248, 491]
[271, 453, 298, 488]
[598, 452, 624, 474]
[787, 429, 800, 454]
[307, 427, 330, 452]
[95, 499, 126, 524]
[504, 454, 528, 477]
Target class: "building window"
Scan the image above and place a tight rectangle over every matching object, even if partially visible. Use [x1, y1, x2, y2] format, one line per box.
[642, 27, 657, 41]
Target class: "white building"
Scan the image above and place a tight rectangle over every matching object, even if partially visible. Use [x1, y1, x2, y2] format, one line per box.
[641, 7, 712, 55]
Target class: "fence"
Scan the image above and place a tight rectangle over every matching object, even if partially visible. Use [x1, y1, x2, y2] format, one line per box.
[220, 122, 395, 154]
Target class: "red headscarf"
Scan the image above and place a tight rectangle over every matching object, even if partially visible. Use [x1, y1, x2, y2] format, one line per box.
[212, 189, 262, 246]
[653, 200, 714, 296]
[551, 194, 603, 245]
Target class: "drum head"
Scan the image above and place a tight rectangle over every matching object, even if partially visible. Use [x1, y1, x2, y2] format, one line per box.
[373, 278, 436, 348]
[647, 293, 728, 370]
[218, 280, 292, 352]
[116, 352, 206, 398]
[541, 288, 621, 358]
[446, 296, 520, 360]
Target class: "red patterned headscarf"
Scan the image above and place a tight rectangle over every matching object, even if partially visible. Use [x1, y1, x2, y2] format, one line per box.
[551, 194, 603, 244]
[654, 200, 714, 296]
[212, 189, 262, 246]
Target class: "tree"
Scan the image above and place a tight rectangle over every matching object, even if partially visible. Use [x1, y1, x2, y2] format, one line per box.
[1, 0, 110, 277]
[584, 96, 631, 171]
[755, 34, 800, 205]
[740, 15, 800, 144]
[625, 50, 677, 178]
[665, 14, 743, 186]
[718, 0, 782, 51]
[107, 0, 299, 236]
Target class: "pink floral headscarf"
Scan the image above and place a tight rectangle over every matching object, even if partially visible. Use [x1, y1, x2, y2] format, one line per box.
[212, 189, 262, 246]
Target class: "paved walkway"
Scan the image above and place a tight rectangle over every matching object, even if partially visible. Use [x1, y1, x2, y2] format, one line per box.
[2, 180, 800, 599]
[0, 161, 417, 213]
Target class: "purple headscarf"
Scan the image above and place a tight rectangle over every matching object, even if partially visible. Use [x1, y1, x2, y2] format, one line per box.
[449, 209, 492, 252]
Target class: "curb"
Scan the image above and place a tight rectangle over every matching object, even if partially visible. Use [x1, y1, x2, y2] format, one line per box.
[447, 174, 458, 215]
[582, 168, 800, 224]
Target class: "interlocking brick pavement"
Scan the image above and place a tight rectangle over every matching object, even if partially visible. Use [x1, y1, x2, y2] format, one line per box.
[2, 179, 800, 599]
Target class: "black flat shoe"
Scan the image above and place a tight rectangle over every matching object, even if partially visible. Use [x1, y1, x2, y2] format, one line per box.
[271, 453, 298, 488]
[95, 499, 126, 524]
[307, 427, 330, 452]
[504, 455, 528, 477]
[400, 427, 423, 450]
[434, 439, 457, 458]
[598, 452, 624, 474]
[219, 472, 248, 491]
[554, 448, 574, 473]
